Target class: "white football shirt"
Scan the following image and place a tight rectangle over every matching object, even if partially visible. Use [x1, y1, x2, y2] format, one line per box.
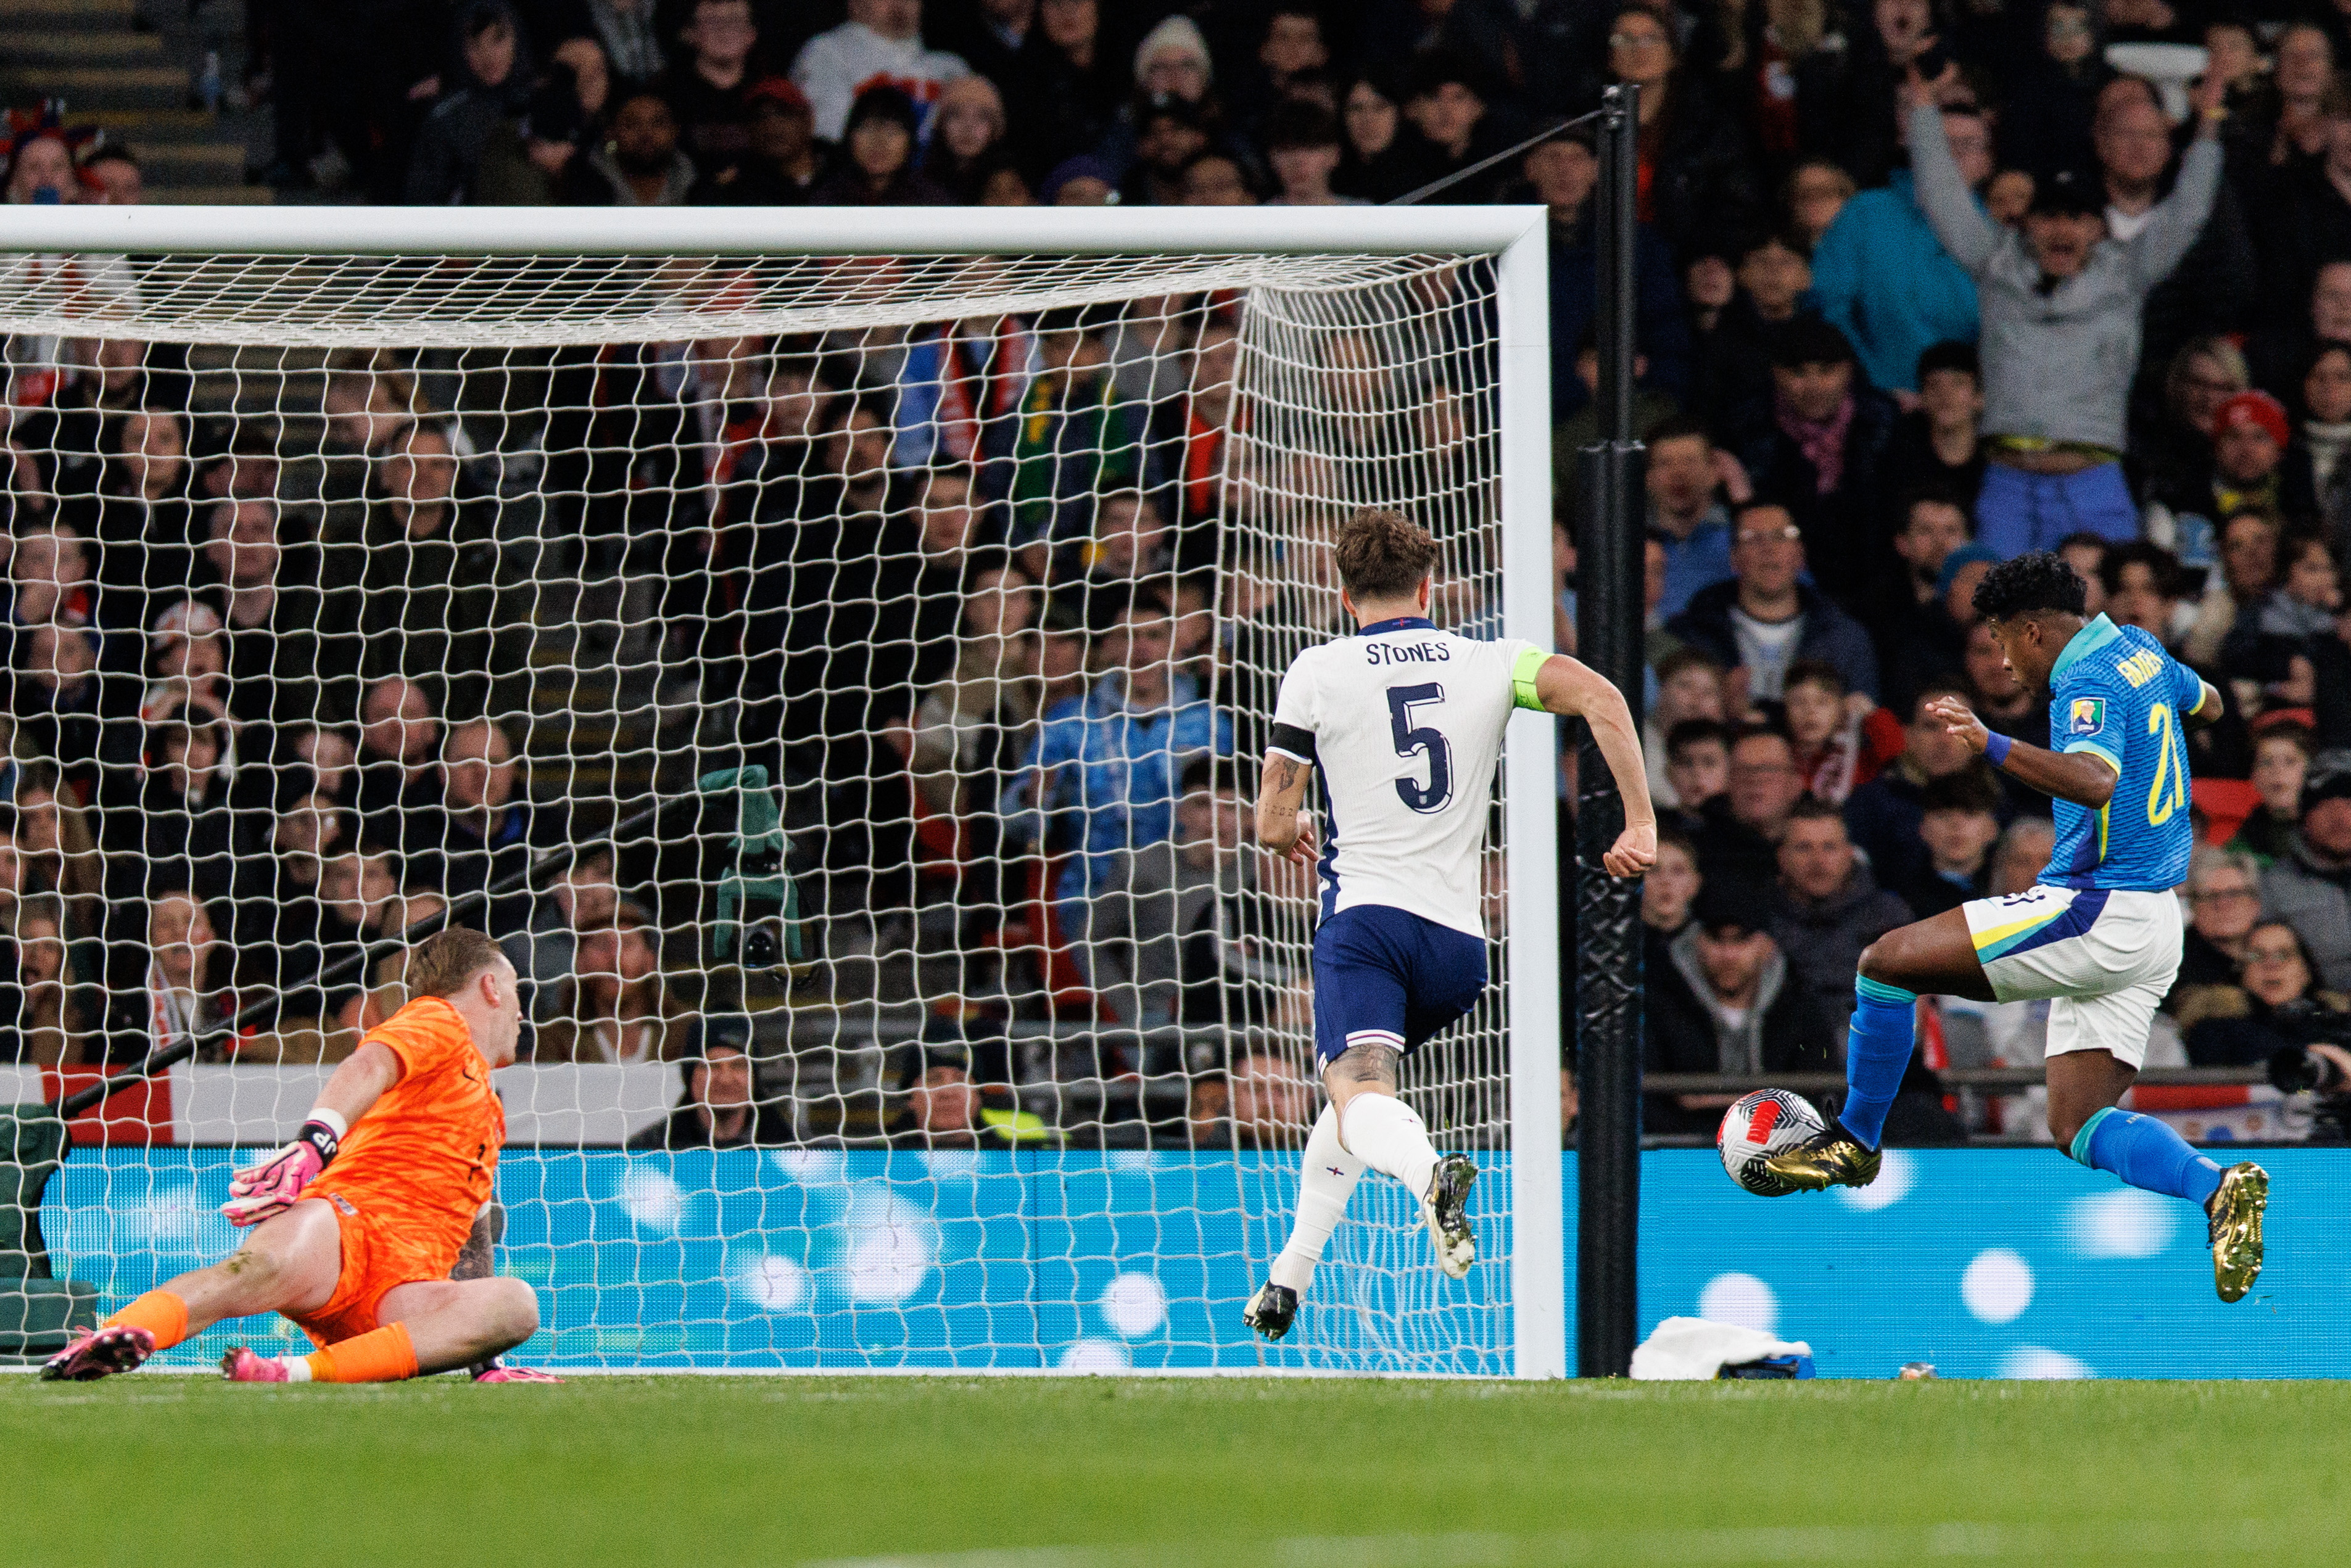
[1268, 617, 1537, 938]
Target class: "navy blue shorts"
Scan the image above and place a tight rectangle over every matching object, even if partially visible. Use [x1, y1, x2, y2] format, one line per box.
[1310, 905, 1490, 1068]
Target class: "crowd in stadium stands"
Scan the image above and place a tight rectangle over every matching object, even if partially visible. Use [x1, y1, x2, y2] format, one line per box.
[24, 1, 2351, 1145]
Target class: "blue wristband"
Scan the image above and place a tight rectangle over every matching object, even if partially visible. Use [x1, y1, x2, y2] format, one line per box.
[1983, 732, 2012, 768]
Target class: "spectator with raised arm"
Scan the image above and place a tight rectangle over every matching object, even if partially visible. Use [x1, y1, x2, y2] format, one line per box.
[1907, 58, 2225, 556]
[2096, 84, 2258, 432]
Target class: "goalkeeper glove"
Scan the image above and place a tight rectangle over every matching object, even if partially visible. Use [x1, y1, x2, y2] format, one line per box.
[221, 1111, 347, 1227]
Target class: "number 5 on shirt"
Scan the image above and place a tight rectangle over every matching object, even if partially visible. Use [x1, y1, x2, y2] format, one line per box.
[1387, 683, 1453, 812]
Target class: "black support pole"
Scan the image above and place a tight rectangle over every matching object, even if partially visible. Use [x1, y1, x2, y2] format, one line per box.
[1575, 82, 1645, 1379]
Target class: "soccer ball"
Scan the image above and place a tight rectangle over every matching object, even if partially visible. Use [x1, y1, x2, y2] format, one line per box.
[1717, 1089, 1825, 1197]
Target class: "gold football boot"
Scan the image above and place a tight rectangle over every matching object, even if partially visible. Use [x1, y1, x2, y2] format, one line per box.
[1759, 1127, 1883, 1193]
[2207, 1162, 2269, 1303]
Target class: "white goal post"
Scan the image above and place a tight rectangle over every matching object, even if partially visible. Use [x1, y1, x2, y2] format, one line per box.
[0, 204, 1562, 1377]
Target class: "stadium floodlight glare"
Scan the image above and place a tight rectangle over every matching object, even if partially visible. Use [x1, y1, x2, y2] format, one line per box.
[0, 205, 1560, 1377]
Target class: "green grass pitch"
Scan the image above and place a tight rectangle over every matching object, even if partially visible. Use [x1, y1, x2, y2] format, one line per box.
[12, 1376, 2351, 1566]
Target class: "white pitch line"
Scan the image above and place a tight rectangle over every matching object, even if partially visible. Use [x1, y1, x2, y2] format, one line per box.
[804, 1517, 2299, 1568]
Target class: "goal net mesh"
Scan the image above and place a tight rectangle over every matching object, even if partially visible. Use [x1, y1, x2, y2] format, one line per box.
[0, 245, 1520, 1374]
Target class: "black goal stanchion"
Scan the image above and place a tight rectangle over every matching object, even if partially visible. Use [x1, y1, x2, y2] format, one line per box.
[1575, 81, 1647, 1379]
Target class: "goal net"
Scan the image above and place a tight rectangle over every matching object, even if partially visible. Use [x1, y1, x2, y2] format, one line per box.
[0, 208, 1560, 1376]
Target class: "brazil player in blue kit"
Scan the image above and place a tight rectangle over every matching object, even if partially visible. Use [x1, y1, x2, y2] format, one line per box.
[1769, 551, 2269, 1302]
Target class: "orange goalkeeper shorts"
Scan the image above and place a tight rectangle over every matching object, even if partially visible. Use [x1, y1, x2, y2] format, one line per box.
[288, 1192, 441, 1349]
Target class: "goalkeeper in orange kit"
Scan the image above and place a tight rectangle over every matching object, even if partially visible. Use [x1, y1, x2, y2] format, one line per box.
[41, 928, 556, 1385]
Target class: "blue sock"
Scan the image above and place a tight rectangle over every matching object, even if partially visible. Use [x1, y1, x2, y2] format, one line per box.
[1836, 977, 1918, 1151]
[2070, 1107, 2225, 1206]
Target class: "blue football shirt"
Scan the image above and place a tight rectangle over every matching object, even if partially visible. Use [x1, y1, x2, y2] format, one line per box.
[2039, 614, 2205, 893]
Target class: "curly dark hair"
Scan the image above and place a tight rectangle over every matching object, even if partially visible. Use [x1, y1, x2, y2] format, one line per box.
[1972, 550, 2088, 622]
[1334, 508, 1438, 600]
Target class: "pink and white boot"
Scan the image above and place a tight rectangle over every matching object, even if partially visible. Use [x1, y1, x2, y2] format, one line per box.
[472, 1363, 563, 1384]
[220, 1347, 294, 1382]
[39, 1325, 155, 1382]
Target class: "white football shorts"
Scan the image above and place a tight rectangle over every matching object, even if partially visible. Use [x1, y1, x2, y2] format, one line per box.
[1961, 884, 2184, 1070]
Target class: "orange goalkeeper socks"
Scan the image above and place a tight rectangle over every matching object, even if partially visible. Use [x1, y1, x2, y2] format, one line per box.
[102, 1290, 189, 1350]
[302, 1322, 419, 1384]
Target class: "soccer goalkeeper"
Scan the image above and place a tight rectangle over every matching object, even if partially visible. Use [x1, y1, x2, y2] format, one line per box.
[41, 928, 553, 1384]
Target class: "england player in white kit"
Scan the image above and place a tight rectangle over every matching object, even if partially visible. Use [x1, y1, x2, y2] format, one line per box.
[1244, 510, 1656, 1341]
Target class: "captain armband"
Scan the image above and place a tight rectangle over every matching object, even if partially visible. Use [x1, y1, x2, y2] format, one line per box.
[1266, 723, 1317, 764]
[1511, 647, 1550, 712]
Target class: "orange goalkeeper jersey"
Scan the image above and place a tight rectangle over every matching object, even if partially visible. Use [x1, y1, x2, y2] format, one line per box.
[305, 996, 503, 1278]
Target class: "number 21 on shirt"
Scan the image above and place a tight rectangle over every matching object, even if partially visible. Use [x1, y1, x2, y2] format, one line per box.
[2146, 701, 2188, 827]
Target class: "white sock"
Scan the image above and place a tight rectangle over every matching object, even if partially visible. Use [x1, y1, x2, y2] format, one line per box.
[283, 1358, 312, 1382]
[1342, 1092, 1438, 1200]
[1268, 1103, 1366, 1294]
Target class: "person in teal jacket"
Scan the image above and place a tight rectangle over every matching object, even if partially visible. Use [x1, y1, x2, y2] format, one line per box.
[1809, 100, 1989, 395]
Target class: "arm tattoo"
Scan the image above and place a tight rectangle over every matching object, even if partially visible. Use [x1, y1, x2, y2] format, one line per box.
[1324, 1042, 1400, 1095]
[450, 1200, 505, 1281]
[1271, 756, 1302, 793]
